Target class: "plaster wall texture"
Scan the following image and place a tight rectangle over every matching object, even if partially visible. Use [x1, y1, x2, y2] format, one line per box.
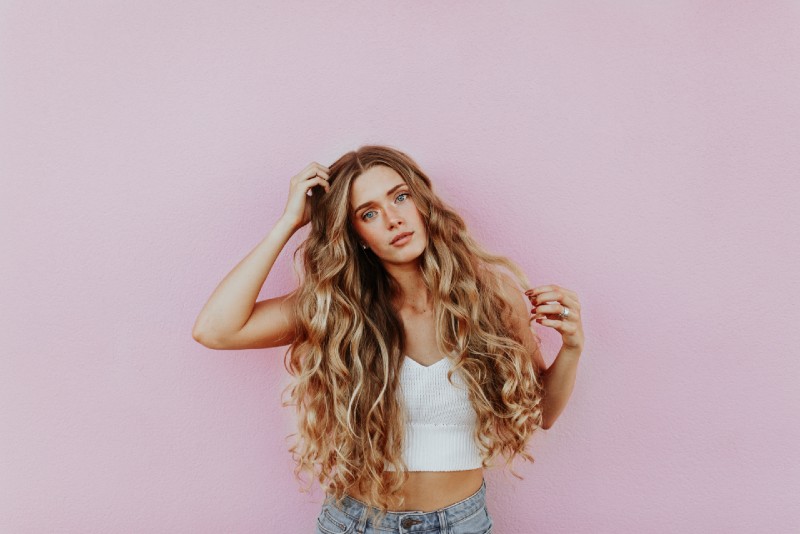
[2, 1, 798, 532]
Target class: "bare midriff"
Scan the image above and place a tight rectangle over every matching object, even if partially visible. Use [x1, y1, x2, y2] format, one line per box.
[343, 468, 484, 512]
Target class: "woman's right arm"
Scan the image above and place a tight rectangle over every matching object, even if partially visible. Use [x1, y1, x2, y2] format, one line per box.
[191, 162, 331, 350]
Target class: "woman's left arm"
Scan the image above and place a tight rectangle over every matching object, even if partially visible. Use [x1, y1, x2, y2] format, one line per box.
[526, 285, 584, 429]
[537, 345, 582, 429]
[500, 277, 585, 429]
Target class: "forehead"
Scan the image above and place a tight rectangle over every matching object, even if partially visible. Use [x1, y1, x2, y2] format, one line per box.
[349, 165, 406, 209]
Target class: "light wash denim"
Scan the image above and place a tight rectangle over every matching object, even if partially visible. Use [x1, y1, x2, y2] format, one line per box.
[315, 478, 493, 534]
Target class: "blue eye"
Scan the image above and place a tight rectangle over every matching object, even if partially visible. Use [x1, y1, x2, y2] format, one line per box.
[361, 192, 409, 221]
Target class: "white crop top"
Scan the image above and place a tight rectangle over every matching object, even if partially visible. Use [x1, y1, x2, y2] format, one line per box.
[384, 355, 483, 472]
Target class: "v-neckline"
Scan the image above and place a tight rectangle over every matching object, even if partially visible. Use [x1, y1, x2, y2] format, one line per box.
[403, 355, 447, 369]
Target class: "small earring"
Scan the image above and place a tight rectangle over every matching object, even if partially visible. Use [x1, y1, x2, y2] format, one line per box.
[361, 243, 368, 250]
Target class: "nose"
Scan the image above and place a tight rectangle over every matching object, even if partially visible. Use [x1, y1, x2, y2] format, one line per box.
[386, 205, 404, 228]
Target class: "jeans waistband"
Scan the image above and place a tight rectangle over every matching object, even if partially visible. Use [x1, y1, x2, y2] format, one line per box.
[325, 478, 486, 532]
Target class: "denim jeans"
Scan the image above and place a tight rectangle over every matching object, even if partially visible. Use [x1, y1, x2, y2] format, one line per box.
[315, 478, 493, 534]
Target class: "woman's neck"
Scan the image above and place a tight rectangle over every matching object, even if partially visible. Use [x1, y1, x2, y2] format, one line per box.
[388, 268, 432, 315]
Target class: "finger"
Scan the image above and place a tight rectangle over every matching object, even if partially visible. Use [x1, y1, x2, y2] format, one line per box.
[315, 176, 330, 191]
[531, 300, 580, 323]
[293, 166, 328, 185]
[530, 303, 573, 316]
[541, 303, 580, 320]
[537, 317, 577, 332]
[525, 285, 552, 296]
[526, 285, 579, 300]
[311, 162, 331, 177]
[528, 291, 579, 312]
[308, 170, 330, 181]
[525, 287, 561, 305]
[551, 287, 578, 300]
[527, 290, 563, 305]
[306, 171, 329, 183]
[533, 311, 579, 327]
[305, 176, 331, 195]
[538, 296, 579, 312]
[302, 163, 329, 180]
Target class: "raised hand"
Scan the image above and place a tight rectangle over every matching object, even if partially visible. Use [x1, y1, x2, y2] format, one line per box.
[280, 162, 331, 231]
[526, 285, 584, 351]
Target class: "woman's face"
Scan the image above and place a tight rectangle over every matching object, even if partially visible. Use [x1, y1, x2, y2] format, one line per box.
[349, 165, 427, 265]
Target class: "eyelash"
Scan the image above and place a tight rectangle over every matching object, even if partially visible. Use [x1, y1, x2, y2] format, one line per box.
[361, 192, 409, 221]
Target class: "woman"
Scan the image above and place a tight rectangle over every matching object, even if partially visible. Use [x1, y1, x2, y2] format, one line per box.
[193, 145, 585, 533]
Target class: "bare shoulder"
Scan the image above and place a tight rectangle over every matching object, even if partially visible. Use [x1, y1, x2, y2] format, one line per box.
[492, 271, 532, 325]
[495, 272, 547, 374]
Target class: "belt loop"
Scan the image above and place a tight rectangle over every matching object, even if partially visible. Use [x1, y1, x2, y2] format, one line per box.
[437, 509, 449, 534]
[356, 501, 369, 534]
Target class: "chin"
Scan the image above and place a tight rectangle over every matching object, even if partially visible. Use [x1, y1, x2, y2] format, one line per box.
[405, 240, 426, 260]
[381, 241, 426, 264]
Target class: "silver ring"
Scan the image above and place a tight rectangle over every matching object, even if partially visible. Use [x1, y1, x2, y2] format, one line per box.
[559, 306, 570, 320]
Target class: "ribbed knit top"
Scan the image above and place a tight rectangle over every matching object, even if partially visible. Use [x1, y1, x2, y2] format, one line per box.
[384, 355, 483, 472]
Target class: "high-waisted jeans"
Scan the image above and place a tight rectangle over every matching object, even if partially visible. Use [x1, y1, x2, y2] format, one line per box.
[315, 478, 493, 534]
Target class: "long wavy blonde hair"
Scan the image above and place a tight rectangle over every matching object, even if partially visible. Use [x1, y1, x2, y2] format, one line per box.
[280, 145, 545, 522]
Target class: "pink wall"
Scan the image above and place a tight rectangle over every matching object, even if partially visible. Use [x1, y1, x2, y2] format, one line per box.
[3, 1, 798, 532]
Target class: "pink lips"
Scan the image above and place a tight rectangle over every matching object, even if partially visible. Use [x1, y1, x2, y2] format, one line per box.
[391, 231, 413, 246]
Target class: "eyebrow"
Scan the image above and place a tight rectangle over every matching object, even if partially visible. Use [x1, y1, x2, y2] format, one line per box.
[353, 183, 407, 215]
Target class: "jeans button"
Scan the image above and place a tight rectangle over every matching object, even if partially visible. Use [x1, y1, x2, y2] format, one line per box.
[400, 516, 422, 528]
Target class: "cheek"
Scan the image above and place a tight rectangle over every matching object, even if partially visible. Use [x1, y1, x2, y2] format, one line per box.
[360, 225, 382, 244]
[352, 222, 370, 243]
[411, 206, 426, 230]
[419, 227, 429, 245]
[408, 201, 423, 221]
